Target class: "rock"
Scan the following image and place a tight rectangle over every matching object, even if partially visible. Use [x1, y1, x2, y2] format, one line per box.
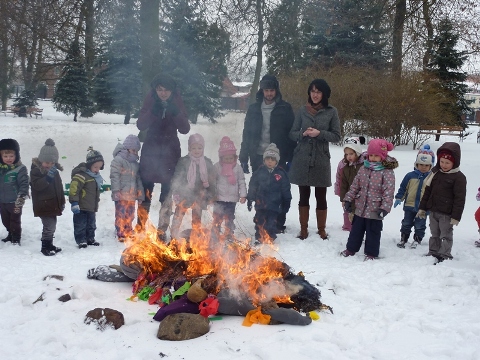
[157, 313, 209, 341]
[43, 275, 64, 281]
[187, 279, 207, 303]
[84, 308, 125, 331]
[58, 294, 71, 302]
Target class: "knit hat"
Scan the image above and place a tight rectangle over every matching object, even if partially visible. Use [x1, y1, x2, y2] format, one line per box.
[86, 146, 104, 170]
[259, 74, 279, 90]
[0, 138, 20, 164]
[367, 138, 394, 161]
[263, 143, 280, 162]
[218, 136, 237, 157]
[416, 144, 435, 165]
[343, 137, 363, 157]
[123, 134, 141, 151]
[150, 73, 176, 91]
[438, 150, 455, 164]
[188, 133, 205, 148]
[38, 138, 59, 163]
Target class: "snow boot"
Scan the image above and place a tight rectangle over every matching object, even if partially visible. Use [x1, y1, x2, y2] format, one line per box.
[87, 239, 100, 246]
[1, 232, 12, 243]
[397, 233, 409, 248]
[364, 255, 375, 261]
[41, 240, 56, 256]
[296, 206, 309, 240]
[316, 209, 328, 239]
[340, 249, 355, 257]
[11, 232, 21, 246]
[410, 234, 422, 249]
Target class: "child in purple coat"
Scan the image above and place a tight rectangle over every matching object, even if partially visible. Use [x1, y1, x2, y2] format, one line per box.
[340, 139, 398, 260]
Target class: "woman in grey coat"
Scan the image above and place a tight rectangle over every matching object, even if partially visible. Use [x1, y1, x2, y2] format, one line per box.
[289, 79, 341, 240]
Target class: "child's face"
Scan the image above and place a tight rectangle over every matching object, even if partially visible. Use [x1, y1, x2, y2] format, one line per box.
[221, 154, 236, 164]
[264, 157, 277, 169]
[416, 164, 431, 173]
[1, 152, 15, 165]
[344, 148, 358, 163]
[439, 157, 453, 172]
[90, 161, 103, 174]
[368, 154, 382, 162]
[189, 143, 204, 158]
[42, 161, 55, 170]
[128, 149, 138, 155]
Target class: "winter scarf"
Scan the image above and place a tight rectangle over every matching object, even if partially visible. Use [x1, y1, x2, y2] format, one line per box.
[86, 169, 104, 190]
[187, 154, 209, 189]
[220, 161, 237, 185]
[119, 149, 139, 163]
[363, 160, 385, 171]
[161, 100, 168, 119]
[0, 163, 16, 172]
[305, 102, 323, 116]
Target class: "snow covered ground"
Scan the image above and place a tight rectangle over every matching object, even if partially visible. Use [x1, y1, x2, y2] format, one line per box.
[1, 100, 480, 360]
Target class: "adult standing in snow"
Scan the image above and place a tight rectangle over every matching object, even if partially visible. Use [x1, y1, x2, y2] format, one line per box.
[136, 74, 190, 234]
[288, 79, 341, 240]
[239, 74, 296, 233]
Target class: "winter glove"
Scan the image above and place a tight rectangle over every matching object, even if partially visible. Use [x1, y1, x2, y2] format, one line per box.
[166, 102, 180, 117]
[241, 162, 250, 174]
[450, 218, 459, 226]
[14, 196, 25, 214]
[343, 201, 352, 213]
[394, 199, 402, 208]
[377, 209, 388, 219]
[247, 200, 253, 212]
[71, 202, 80, 214]
[112, 191, 121, 201]
[476, 187, 480, 201]
[416, 209, 426, 219]
[46, 165, 58, 182]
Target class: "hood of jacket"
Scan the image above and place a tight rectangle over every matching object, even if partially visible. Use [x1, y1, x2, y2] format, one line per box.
[113, 143, 125, 157]
[433, 142, 461, 170]
[382, 155, 399, 170]
[71, 162, 88, 177]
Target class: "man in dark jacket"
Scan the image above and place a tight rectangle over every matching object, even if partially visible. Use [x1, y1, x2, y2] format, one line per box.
[239, 74, 296, 233]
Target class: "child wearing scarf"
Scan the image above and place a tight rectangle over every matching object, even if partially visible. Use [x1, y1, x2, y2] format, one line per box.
[169, 134, 216, 240]
[340, 139, 398, 260]
[110, 135, 144, 241]
[69, 146, 105, 248]
[211, 136, 247, 243]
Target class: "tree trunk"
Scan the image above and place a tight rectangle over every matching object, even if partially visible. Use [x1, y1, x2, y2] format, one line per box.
[392, 0, 406, 78]
[249, 0, 264, 105]
[74, 108, 78, 122]
[422, 0, 434, 70]
[83, 0, 95, 83]
[140, 0, 160, 97]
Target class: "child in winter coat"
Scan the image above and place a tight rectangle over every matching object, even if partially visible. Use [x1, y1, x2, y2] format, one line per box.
[417, 142, 466, 262]
[0, 138, 29, 245]
[336, 137, 364, 231]
[169, 133, 216, 240]
[340, 139, 397, 260]
[110, 135, 144, 241]
[395, 144, 435, 249]
[69, 147, 104, 248]
[30, 139, 65, 256]
[211, 136, 247, 242]
[475, 187, 480, 247]
[247, 143, 291, 244]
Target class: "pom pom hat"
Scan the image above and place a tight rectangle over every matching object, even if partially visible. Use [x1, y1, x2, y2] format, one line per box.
[218, 136, 237, 157]
[123, 134, 141, 151]
[263, 143, 280, 162]
[38, 138, 59, 163]
[343, 137, 363, 157]
[86, 146, 104, 170]
[367, 138, 394, 161]
[188, 133, 205, 149]
[416, 144, 435, 166]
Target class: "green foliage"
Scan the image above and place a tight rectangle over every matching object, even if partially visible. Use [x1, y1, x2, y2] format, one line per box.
[13, 89, 37, 108]
[53, 41, 93, 121]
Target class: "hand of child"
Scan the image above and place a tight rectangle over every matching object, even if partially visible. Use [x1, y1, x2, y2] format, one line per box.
[46, 166, 58, 181]
[71, 202, 80, 214]
[394, 199, 402, 208]
[416, 209, 426, 219]
[343, 201, 352, 213]
[15, 196, 25, 208]
[241, 162, 250, 174]
[112, 191, 121, 201]
[239, 197, 246, 204]
[138, 200, 143, 205]
[476, 187, 480, 201]
[377, 209, 388, 219]
[247, 200, 253, 212]
[450, 218, 459, 226]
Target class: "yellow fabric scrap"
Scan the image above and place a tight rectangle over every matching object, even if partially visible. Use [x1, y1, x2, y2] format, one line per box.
[309, 311, 320, 320]
[242, 307, 271, 327]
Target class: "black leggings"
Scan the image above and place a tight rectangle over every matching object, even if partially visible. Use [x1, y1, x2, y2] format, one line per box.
[298, 186, 327, 210]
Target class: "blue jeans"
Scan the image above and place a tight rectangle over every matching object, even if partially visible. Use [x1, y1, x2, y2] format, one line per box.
[400, 209, 426, 239]
[73, 210, 96, 244]
[115, 201, 135, 238]
[254, 209, 278, 241]
[346, 215, 383, 257]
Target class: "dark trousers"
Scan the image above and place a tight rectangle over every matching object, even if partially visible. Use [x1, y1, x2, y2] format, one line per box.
[40, 216, 57, 241]
[0, 202, 22, 235]
[142, 180, 171, 204]
[298, 186, 327, 210]
[212, 201, 236, 236]
[138, 180, 172, 229]
[400, 209, 427, 239]
[73, 210, 96, 244]
[346, 215, 383, 257]
[115, 201, 135, 238]
[254, 209, 278, 241]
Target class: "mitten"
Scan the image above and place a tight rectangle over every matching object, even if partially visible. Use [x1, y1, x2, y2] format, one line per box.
[46, 165, 58, 181]
[416, 209, 426, 219]
[71, 202, 80, 214]
[112, 191, 121, 201]
[241, 162, 250, 174]
[343, 201, 352, 213]
[247, 200, 252, 212]
[14, 196, 25, 214]
[394, 199, 402, 208]
[450, 218, 459, 226]
[377, 209, 388, 219]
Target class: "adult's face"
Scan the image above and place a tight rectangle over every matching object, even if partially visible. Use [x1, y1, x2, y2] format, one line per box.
[309, 85, 323, 105]
[263, 88, 276, 104]
[156, 86, 172, 101]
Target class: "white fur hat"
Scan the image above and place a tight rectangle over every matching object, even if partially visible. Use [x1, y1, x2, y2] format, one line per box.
[343, 137, 363, 156]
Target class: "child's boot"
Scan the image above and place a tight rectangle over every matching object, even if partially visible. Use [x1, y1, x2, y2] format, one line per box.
[410, 234, 422, 249]
[41, 240, 56, 256]
[475, 230, 480, 247]
[87, 239, 100, 246]
[397, 233, 409, 248]
[11, 232, 21, 246]
[1, 232, 12, 243]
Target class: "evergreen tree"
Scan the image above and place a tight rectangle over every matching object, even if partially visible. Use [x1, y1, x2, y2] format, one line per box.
[13, 89, 37, 117]
[426, 19, 472, 125]
[93, 0, 142, 124]
[160, 0, 230, 123]
[53, 41, 93, 122]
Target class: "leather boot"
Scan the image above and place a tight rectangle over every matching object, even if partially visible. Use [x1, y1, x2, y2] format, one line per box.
[316, 209, 328, 239]
[397, 233, 409, 248]
[1, 232, 12, 243]
[296, 206, 309, 240]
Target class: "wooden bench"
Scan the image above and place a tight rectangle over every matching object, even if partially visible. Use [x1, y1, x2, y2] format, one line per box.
[1, 106, 19, 116]
[31, 107, 43, 118]
[417, 125, 464, 137]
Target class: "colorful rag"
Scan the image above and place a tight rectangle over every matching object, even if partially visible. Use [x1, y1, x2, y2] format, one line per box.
[242, 307, 271, 327]
[199, 297, 219, 317]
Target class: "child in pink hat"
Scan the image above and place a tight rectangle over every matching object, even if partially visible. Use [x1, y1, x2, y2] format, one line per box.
[211, 136, 247, 242]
